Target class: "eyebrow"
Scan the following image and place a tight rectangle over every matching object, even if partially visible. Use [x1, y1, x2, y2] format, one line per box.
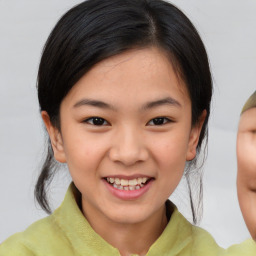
[73, 99, 116, 110]
[73, 97, 181, 111]
[141, 97, 181, 110]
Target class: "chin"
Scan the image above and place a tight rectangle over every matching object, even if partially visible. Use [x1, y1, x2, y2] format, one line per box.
[106, 207, 154, 225]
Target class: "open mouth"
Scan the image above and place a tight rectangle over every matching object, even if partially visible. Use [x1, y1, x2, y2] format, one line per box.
[104, 177, 153, 191]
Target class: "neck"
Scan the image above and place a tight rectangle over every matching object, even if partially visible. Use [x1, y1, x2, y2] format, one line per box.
[82, 203, 168, 256]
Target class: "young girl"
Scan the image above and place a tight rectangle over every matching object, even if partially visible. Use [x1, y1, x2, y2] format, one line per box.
[0, 0, 255, 255]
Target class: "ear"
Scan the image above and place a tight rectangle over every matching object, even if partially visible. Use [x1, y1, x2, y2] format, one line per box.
[41, 111, 66, 163]
[186, 110, 207, 161]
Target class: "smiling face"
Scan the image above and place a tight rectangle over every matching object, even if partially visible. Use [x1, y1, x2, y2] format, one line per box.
[43, 47, 204, 228]
[237, 106, 256, 240]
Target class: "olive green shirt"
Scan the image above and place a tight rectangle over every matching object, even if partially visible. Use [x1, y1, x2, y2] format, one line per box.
[1, 183, 255, 256]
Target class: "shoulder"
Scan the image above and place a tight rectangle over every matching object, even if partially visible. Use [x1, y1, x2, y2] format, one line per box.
[185, 219, 256, 256]
[189, 225, 224, 255]
[225, 239, 256, 256]
[181, 218, 225, 255]
[0, 184, 83, 256]
[165, 201, 225, 255]
[0, 214, 72, 256]
[184, 222, 256, 255]
[168, 201, 256, 255]
[0, 232, 35, 256]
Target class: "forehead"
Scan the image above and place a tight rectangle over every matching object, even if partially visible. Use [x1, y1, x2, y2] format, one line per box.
[239, 107, 256, 131]
[242, 91, 256, 114]
[63, 47, 190, 108]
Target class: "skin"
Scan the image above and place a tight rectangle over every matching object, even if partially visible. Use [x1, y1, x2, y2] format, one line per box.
[42, 47, 205, 256]
[237, 107, 256, 240]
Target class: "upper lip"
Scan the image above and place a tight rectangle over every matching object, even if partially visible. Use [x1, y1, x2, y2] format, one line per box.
[103, 174, 154, 180]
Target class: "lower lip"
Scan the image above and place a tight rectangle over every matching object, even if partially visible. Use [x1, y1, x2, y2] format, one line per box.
[103, 179, 153, 200]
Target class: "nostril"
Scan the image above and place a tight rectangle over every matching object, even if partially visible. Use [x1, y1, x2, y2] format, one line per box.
[108, 146, 149, 166]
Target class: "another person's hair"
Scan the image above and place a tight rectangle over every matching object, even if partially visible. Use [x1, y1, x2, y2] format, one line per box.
[35, 0, 212, 224]
[241, 91, 256, 114]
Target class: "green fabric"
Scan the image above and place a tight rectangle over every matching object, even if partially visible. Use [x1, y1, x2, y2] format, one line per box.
[1, 183, 256, 256]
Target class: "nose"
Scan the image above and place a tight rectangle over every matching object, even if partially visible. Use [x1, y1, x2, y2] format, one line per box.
[108, 126, 149, 166]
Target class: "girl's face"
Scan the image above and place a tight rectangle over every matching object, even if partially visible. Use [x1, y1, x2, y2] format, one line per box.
[44, 47, 204, 226]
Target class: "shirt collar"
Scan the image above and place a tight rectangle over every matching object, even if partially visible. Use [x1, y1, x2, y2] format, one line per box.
[52, 183, 192, 256]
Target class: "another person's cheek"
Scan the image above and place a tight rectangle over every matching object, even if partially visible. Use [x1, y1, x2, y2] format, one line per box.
[237, 184, 256, 240]
[237, 112, 256, 240]
[238, 134, 256, 186]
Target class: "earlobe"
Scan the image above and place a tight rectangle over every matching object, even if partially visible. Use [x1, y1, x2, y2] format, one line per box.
[186, 110, 207, 161]
[41, 111, 66, 163]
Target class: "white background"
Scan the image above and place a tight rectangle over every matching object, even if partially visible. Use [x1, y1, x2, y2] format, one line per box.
[0, 0, 256, 248]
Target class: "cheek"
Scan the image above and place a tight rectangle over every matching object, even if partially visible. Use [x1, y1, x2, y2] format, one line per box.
[62, 130, 109, 177]
[152, 132, 189, 166]
[238, 188, 256, 240]
[237, 135, 256, 179]
[151, 132, 189, 186]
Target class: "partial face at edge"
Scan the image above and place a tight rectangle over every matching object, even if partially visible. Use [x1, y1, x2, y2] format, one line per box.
[43, 47, 205, 227]
[237, 93, 256, 240]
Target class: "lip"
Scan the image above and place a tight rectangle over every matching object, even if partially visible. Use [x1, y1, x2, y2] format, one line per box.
[103, 178, 154, 200]
[103, 174, 153, 180]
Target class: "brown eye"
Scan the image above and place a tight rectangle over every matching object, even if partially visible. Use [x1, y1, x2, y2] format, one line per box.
[85, 117, 108, 126]
[147, 117, 171, 126]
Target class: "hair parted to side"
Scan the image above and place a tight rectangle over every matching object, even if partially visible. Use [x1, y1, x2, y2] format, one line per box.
[36, 0, 212, 224]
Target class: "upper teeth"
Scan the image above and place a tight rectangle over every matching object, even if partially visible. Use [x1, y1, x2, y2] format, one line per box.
[107, 177, 148, 186]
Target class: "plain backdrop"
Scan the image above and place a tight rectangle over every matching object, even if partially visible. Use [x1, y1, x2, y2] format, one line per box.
[0, 0, 256, 248]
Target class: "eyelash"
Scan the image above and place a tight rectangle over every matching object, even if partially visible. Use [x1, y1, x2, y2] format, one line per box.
[84, 117, 108, 126]
[83, 117, 172, 126]
[147, 117, 172, 126]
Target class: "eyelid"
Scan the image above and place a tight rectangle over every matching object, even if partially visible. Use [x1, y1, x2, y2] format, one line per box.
[82, 116, 173, 126]
[83, 117, 109, 126]
[147, 117, 173, 126]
